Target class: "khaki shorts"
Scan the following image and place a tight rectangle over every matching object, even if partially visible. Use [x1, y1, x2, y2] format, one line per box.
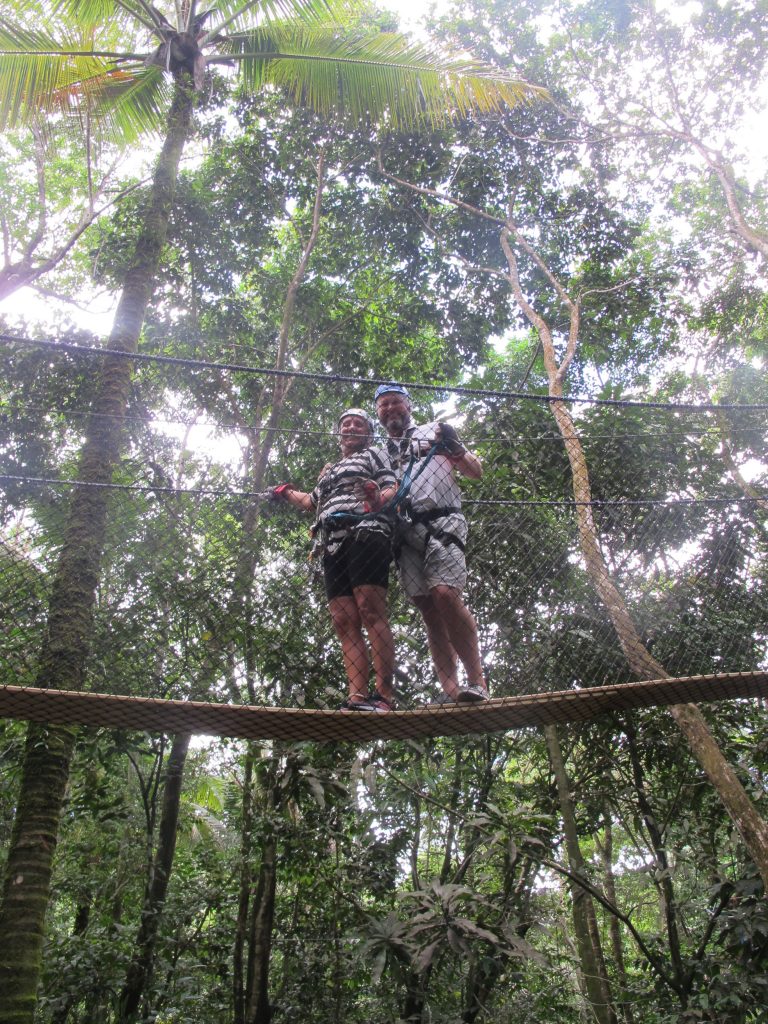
[396, 513, 468, 598]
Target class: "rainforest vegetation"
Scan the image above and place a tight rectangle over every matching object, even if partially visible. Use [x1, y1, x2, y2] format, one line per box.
[1, 0, 767, 1021]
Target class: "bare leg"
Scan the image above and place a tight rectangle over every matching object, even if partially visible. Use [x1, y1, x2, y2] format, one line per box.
[430, 585, 486, 691]
[328, 596, 369, 700]
[413, 594, 461, 699]
[353, 584, 395, 702]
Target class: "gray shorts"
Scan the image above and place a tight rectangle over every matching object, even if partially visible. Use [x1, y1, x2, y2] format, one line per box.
[396, 513, 468, 598]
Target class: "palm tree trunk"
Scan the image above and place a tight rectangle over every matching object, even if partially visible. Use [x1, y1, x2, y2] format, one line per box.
[0, 76, 196, 1024]
[0, 723, 76, 1024]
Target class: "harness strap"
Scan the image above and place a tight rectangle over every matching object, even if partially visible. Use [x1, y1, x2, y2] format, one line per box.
[324, 441, 445, 532]
[400, 508, 466, 553]
[406, 506, 462, 524]
[430, 528, 466, 553]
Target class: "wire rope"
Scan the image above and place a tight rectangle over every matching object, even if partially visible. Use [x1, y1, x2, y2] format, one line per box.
[3, 333, 767, 412]
[1, 473, 763, 507]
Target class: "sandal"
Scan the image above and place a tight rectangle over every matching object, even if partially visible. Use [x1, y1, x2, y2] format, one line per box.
[371, 690, 397, 712]
[340, 695, 391, 713]
[456, 685, 489, 703]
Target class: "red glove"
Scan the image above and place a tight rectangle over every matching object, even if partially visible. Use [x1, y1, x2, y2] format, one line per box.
[269, 483, 295, 501]
[357, 479, 380, 512]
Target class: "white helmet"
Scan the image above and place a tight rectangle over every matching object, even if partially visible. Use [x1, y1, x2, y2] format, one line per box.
[337, 408, 375, 438]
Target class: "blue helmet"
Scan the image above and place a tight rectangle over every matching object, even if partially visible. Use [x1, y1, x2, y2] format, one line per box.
[374, 382, 411, 402]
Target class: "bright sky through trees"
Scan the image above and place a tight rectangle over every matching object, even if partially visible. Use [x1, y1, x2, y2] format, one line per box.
[2, 0, 766, 336]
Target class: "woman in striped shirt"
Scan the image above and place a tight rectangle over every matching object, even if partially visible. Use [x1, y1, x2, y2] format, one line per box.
[272, 410, 398, 712]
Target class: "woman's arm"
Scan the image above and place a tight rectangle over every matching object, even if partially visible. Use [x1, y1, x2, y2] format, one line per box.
[271, 484, 314, 512]
[357, 480, 398, 511]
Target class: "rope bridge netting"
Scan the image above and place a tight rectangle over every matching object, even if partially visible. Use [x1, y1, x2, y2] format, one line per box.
[1, 335, 766, 743]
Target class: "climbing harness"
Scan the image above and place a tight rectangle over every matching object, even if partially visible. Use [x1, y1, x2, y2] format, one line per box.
[398, 505, 466, 554]
[323, 439, 446, 537]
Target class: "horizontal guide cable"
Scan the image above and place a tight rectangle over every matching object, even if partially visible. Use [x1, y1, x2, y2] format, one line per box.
[3, 334, 767, 412]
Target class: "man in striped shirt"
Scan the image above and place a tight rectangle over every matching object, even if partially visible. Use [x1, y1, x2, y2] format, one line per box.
[272, 409, 398, 711]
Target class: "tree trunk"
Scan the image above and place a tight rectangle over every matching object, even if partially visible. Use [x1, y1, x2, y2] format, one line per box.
[245, 833, 278, 1024]
[244, 763, 281, 1024]
[49, 894, 92, 1024]
[545, 725, 617, 1024]
[0, 77, 195, 1024]
[232, 156, 329, 1024]
[557, 391, 768, 890]
[234, 746, 257, 1024]
[623, 720, 686, 997]
[597, 811, 634, 1024]
[499, 222, 768, 890]
[715, 411, 768, 512]
[0, 723, 76, 1024]
[117, 731, 191, 1023]
[0, 124, 131, 302]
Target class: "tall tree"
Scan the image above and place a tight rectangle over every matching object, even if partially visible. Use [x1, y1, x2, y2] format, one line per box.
[0, 3, 542, 1021]
[545, 725, 617, 1024]
[0, 122, 138, 302]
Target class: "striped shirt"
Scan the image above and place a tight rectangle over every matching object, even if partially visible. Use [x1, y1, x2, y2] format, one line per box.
[310, 446, 396, 551]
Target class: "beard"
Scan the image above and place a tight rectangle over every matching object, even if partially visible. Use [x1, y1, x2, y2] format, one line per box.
[381, 410, 410, 436]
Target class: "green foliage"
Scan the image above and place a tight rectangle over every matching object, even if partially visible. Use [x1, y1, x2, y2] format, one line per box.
[0, 0, 541, 142]
[0, 1, 767, 1023]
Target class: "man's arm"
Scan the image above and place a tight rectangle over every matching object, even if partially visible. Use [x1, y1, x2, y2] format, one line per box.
[435, 423, 483, 480]
[449, 450, 483, 480]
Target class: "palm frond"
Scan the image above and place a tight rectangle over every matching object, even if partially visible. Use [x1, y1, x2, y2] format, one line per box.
[84, 64, 171, 142]
[200, 0, 341, 43]
[222, 26, 546, 127]
[0, 19, 165, 140]
[54, 0, 159, 35]
[53, 0, 118, 23]
[0, 22, 98, 128]
[1, 3, 545, 141]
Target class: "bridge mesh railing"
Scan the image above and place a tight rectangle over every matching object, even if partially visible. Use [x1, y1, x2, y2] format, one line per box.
[1, 335, 766, 737]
